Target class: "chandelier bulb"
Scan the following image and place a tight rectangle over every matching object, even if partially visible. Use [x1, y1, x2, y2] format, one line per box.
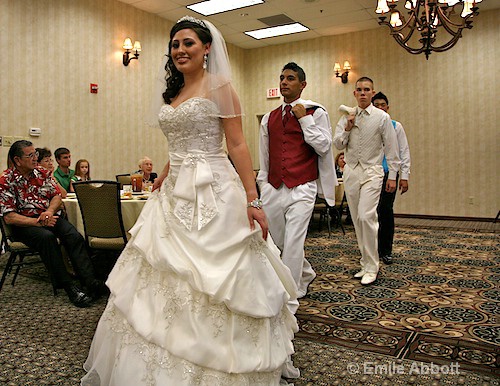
[390, 11, 403, 27]
[375, 0, 390, 14]
[461, 1, 474, 17]
[405, 0, 416, 9]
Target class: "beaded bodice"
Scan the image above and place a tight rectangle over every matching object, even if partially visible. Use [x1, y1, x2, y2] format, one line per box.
[159, 97, 224, 154]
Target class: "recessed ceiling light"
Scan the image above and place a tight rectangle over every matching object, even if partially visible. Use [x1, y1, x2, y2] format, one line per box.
[245, 23, 309, 39]
[187, 0, 264, 16]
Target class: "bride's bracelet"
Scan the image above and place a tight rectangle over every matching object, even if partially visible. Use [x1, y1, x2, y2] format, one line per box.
[247, 198, 263, 210]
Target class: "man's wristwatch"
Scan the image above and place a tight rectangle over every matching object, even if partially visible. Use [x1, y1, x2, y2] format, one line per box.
[247, 198, 263, 210]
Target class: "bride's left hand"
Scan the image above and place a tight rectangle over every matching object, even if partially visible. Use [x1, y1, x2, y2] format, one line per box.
[248, 208, 268, 241]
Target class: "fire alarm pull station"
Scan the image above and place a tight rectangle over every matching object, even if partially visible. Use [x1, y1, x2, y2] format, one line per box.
[90, 83, 98, 93]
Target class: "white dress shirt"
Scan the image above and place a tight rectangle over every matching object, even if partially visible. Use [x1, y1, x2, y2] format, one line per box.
[393, 120, 411, 180]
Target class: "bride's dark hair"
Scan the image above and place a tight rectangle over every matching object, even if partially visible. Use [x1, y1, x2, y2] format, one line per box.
[162, 20, 213, 105]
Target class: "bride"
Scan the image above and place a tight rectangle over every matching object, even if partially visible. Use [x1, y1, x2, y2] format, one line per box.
[81, 16, 299, 385]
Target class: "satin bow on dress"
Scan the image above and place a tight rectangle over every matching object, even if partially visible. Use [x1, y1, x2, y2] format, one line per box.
[171, 153, 219, 231]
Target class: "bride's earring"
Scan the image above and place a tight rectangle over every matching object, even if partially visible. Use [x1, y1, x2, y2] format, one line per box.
[203, 54, 208, 70]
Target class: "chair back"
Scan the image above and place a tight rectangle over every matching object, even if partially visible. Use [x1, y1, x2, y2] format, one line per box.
[73, 181, 128, 245]
[335, 183, 345, 207]
[115, 174, 131, 189]
[1, 216, 11, 255]
[0, 216, 30, 253]
[0, 216, 13, 246]
[0, 216, 46, 293]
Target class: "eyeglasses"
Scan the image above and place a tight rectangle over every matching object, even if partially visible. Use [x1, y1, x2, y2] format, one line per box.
[20, 151, 39, 159]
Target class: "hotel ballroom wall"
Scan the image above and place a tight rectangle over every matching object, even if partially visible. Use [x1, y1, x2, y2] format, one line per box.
[0, 0, 498, 218]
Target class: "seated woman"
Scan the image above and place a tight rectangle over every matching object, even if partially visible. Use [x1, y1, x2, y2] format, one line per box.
[331, 151, 352, 225]
[335, 151, 345, 178]
[135, 156, 157, 184]
[36, 148, 68, 198]
[70, 159, 91, 191]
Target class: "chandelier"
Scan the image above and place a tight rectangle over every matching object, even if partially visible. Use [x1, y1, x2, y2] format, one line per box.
[375, 0, 481, 59]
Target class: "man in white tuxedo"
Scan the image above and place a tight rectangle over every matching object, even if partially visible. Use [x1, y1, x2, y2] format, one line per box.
[333, 77, 400, 285]
[258, 62, 337, 299]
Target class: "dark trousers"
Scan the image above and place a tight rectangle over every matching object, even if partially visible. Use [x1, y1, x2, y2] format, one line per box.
[377, 173, 399, 257]
[12, 217, 95, 288]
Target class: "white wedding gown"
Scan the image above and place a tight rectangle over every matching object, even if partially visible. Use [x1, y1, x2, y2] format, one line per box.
[81, 97, 299, 386]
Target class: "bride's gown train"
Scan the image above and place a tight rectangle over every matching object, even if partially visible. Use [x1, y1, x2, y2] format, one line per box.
[81, 98, 298, 385]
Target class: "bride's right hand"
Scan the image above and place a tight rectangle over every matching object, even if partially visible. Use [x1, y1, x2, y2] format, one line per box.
[152, 177, 164, 192]
[248, 207, 268, 241]
[153, 162, 170, 192]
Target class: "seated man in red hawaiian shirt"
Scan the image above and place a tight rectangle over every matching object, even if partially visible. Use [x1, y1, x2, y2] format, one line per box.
[0, 140, 105, 307]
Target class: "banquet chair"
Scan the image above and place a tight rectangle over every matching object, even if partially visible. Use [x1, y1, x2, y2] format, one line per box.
[330, 182, 346, 235]
[115, 174, 131, 189]
[0, 216, 57, 294]
[72, 181, 128, 257]
[312, 196, 332, 237]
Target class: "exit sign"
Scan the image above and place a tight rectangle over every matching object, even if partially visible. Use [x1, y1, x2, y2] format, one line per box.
[266, 88, 280, 98]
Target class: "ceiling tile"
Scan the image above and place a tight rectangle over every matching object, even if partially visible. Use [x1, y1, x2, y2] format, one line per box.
[117, 0, 500, 49]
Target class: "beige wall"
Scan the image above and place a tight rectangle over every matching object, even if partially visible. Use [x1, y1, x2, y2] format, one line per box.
[240, 9, 499, 219]
[0, 0, 173, 177]
[1, 0, 498, 218]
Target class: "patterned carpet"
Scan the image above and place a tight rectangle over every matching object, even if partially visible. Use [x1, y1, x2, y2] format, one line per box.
[296, 225, 499, 384]
[0, 224, 499, 385]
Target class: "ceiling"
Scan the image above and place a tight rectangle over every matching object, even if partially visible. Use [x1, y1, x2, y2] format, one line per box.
[116, 0, 499, 49]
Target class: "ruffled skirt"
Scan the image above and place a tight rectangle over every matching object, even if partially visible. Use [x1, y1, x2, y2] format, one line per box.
[81, 161, 298, 386]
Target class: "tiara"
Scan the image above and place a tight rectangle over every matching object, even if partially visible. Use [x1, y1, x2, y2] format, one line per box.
[177, 15, 207, 28]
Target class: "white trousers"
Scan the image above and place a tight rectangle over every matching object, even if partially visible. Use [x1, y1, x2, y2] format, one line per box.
[343, 164, 384, 274]
[260, 181, 317, 294]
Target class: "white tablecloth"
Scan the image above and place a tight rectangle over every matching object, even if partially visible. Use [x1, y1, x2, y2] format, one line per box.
[62, 198, 147, 235]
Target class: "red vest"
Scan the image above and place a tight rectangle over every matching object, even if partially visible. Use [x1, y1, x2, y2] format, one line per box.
[268, 106, 319, 189]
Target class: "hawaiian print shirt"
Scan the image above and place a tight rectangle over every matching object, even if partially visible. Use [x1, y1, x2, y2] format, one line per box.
[0, 167, 61, 217]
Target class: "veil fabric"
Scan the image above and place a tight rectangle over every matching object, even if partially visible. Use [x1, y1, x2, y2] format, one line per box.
[147, 19, 242, 127]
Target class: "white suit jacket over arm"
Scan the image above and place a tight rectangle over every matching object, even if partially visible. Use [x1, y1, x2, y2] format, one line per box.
[333, 114, 350, 150]
[257, 112, 271, 186]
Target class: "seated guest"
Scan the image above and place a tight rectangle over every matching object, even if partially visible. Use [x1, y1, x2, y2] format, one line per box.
[335, 151, 345, 178]
[135, 156, 157, 183]
[6, 155, 13, 169]
[72, 159, 91, 181]
[53, 147, 74, 192]
[0, 140, 106, 307]
[36, 148, 68, 198]
[331, 151, 352, 225]
[70, 159, 91, 192]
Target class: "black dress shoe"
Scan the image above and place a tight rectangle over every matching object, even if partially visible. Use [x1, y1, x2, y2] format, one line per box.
[87, 279, 110, 300]
[64, 284, 93, 308]
[381, 255, 393, 265]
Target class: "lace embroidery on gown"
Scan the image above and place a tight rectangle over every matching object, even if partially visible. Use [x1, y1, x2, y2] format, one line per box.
[81, 98, 298, 386]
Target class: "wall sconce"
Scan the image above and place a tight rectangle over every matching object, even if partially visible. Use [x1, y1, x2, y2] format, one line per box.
[123, 37, 141, 66]
[334, 60, 351, 83]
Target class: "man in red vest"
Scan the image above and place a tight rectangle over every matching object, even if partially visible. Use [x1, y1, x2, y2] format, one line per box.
[257, 62, 337, 300]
